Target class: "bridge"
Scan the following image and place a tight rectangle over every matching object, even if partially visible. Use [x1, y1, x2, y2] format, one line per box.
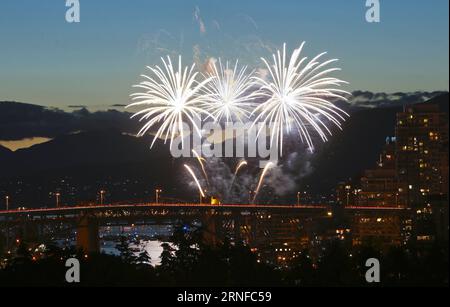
[0, 203, 330, 217]
[0, 203, 409, 261]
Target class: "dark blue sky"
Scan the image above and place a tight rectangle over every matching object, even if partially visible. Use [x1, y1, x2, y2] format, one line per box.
[0, 0, 448, 109]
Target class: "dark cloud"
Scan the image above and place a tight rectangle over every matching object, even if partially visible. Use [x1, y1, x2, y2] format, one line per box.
[346, 91, 447, 108]
[0, 101, 137, 141]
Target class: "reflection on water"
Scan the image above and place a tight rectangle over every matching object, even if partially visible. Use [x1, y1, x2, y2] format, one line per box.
[101, 239, 169, 267]
[99, 225, 175, 267]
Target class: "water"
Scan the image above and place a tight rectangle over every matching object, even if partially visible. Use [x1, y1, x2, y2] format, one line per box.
[101, 239, 169, 267]
[99, 224, 175, 266]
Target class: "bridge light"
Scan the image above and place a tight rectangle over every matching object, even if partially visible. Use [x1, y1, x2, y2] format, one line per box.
[55, 192, 61, 208]
[5, 195, 10, 211]
[99, 190, 106, 205]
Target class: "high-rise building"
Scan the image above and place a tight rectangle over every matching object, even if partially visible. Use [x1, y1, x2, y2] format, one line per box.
[395, 103, 449, 205]
[357, 137, 407, 208]
[337, 100, 449, 245]
[396, 103, 449, 243]
[336, 137, 407, 208]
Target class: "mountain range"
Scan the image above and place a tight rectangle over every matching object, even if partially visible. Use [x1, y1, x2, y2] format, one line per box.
[0, 91, 448, 202]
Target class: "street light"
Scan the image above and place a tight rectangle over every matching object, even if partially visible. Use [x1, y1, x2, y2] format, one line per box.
[99, 190, 106, 205]
[297, 192, 301, 206]
[55, 192, 61, 208]
[155, 189, 162, 204]
[5, 196, 9, 211]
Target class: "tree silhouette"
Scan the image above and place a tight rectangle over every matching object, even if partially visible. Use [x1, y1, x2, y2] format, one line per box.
[137, 249, 151, 266]
[116, 236, 136, 264]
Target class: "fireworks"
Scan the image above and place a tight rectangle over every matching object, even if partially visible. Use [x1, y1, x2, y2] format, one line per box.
[251, 42, 350, 154]
[129, 43, 350, 203]
[184, 164, 205, 198]
[127, 56, 212, 148]
[234, 160, 248, 176]
[228, 160, 248, 194]
[129, 42, 349, 155]
[202, 59, 258, 123]
[252, 162, 274, 203]
[192, 149, 209, 186]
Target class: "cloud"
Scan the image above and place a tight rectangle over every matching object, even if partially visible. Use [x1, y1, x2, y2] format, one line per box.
[345, 91, 448, 108]
[0, 101, 139, 140]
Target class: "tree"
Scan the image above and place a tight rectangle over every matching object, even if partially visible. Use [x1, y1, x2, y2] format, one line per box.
[116, 236, 136, 264]
[316, 240, 359, 286]
[287, 249, 316, 286]
[15, 241, 32, 262]
[137, 249, 151, 266]
[160, 242, 174, 270]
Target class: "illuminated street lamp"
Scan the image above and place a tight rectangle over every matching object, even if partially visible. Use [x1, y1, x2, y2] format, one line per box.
[297, 192, 301, 206]
[5, 195, 10, 211]
[155, 189, 162, 204]
[99, 190, 106, 205]
[55, 192, 61, 208]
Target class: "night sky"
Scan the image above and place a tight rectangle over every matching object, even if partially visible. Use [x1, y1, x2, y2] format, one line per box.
[0, 0, 448, 109]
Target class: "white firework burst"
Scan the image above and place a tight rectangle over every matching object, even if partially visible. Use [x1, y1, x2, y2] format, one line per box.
[127, 56, 212, 148]
[203, 59, 258, 123]
[252, 42, 350, 155]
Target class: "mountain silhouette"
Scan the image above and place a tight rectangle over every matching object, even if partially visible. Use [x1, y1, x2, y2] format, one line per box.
[0, 130, 172, 176]
[0, 145, 12, 157]
[0, 93, 448, 204]
[0, 101, 138, 140]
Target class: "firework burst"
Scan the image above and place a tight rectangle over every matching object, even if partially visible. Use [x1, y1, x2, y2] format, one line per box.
[127, 56, 212, 148]
[234, 160, 248, 176]
[253, 162, 274, 203]
[203, 59, 258, 123]
[252, 42, 350, 155]
[184, 164, 206, 198]
[192, 149, 210, 186]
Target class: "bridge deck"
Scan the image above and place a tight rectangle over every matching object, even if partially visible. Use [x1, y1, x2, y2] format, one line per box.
[0, 203, 407, 217]
[0, 203, 326, 215]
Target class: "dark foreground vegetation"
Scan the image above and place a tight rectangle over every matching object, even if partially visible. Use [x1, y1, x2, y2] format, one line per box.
[0, 227, 448, 287]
